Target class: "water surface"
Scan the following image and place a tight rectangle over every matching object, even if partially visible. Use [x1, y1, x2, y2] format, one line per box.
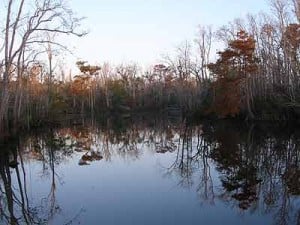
[0, 118, 299, 225]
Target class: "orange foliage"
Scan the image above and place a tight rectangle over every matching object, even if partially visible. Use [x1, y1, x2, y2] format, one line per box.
[71, 75, 91, 96]
[209, 78, 242, 117]
[28, 64, 45, 97]
[207, 30, 258, 117]
[283, 23, 300, 55]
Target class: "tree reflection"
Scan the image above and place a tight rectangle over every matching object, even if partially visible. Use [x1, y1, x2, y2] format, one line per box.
[161, 120, 299, 225]
[0, 130, 78, 225]
[207, 122, 299, 225]
[0, 139, 43, 225]
[0, 118, 299, 225]
[162, 122, 216, 203]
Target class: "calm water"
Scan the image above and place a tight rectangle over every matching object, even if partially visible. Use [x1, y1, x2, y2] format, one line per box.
[0, 118, 299, 225]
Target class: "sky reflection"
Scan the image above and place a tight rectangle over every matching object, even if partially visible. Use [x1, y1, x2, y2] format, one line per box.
[0, 119, 299, 225]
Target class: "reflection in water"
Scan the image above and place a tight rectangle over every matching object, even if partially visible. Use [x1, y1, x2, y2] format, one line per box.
[0, 130, 76, 225]
[0, 118, 299, 225]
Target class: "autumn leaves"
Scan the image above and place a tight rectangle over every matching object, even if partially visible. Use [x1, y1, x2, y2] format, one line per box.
[207, 31, 258, 118]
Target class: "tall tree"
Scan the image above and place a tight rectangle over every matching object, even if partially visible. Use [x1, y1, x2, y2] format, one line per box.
[0, 0, 86, 124]
[208, 30, 258, 118]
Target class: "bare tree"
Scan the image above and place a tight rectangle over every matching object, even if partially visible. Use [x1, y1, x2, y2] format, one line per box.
[0, 0, 87, 124]
[193, 25, 212, 82]
[288, 0, 300, 22]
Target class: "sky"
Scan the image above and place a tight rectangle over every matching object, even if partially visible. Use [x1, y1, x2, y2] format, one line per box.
[66, 0, 270, 68]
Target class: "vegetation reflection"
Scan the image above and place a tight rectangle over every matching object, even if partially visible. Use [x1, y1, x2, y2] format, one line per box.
[0, 118, 299, 225]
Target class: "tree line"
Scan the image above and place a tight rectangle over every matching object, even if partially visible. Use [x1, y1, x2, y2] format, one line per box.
[0, 0, 300, 128]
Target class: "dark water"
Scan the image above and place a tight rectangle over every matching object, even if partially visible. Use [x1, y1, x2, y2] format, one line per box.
[0, 118, 299, 225]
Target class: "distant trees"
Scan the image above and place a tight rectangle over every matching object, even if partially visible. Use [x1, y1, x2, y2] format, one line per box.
[1, 0, 300, 127]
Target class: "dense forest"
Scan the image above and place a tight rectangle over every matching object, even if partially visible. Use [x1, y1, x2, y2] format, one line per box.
[1, 0, 300, 129]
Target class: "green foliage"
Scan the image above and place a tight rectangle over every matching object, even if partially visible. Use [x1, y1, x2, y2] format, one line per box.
[49, 94, 68, 114]
[108, 80, 129, 109]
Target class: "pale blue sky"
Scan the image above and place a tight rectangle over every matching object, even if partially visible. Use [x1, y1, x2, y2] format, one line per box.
[68, 0, 269, 66]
